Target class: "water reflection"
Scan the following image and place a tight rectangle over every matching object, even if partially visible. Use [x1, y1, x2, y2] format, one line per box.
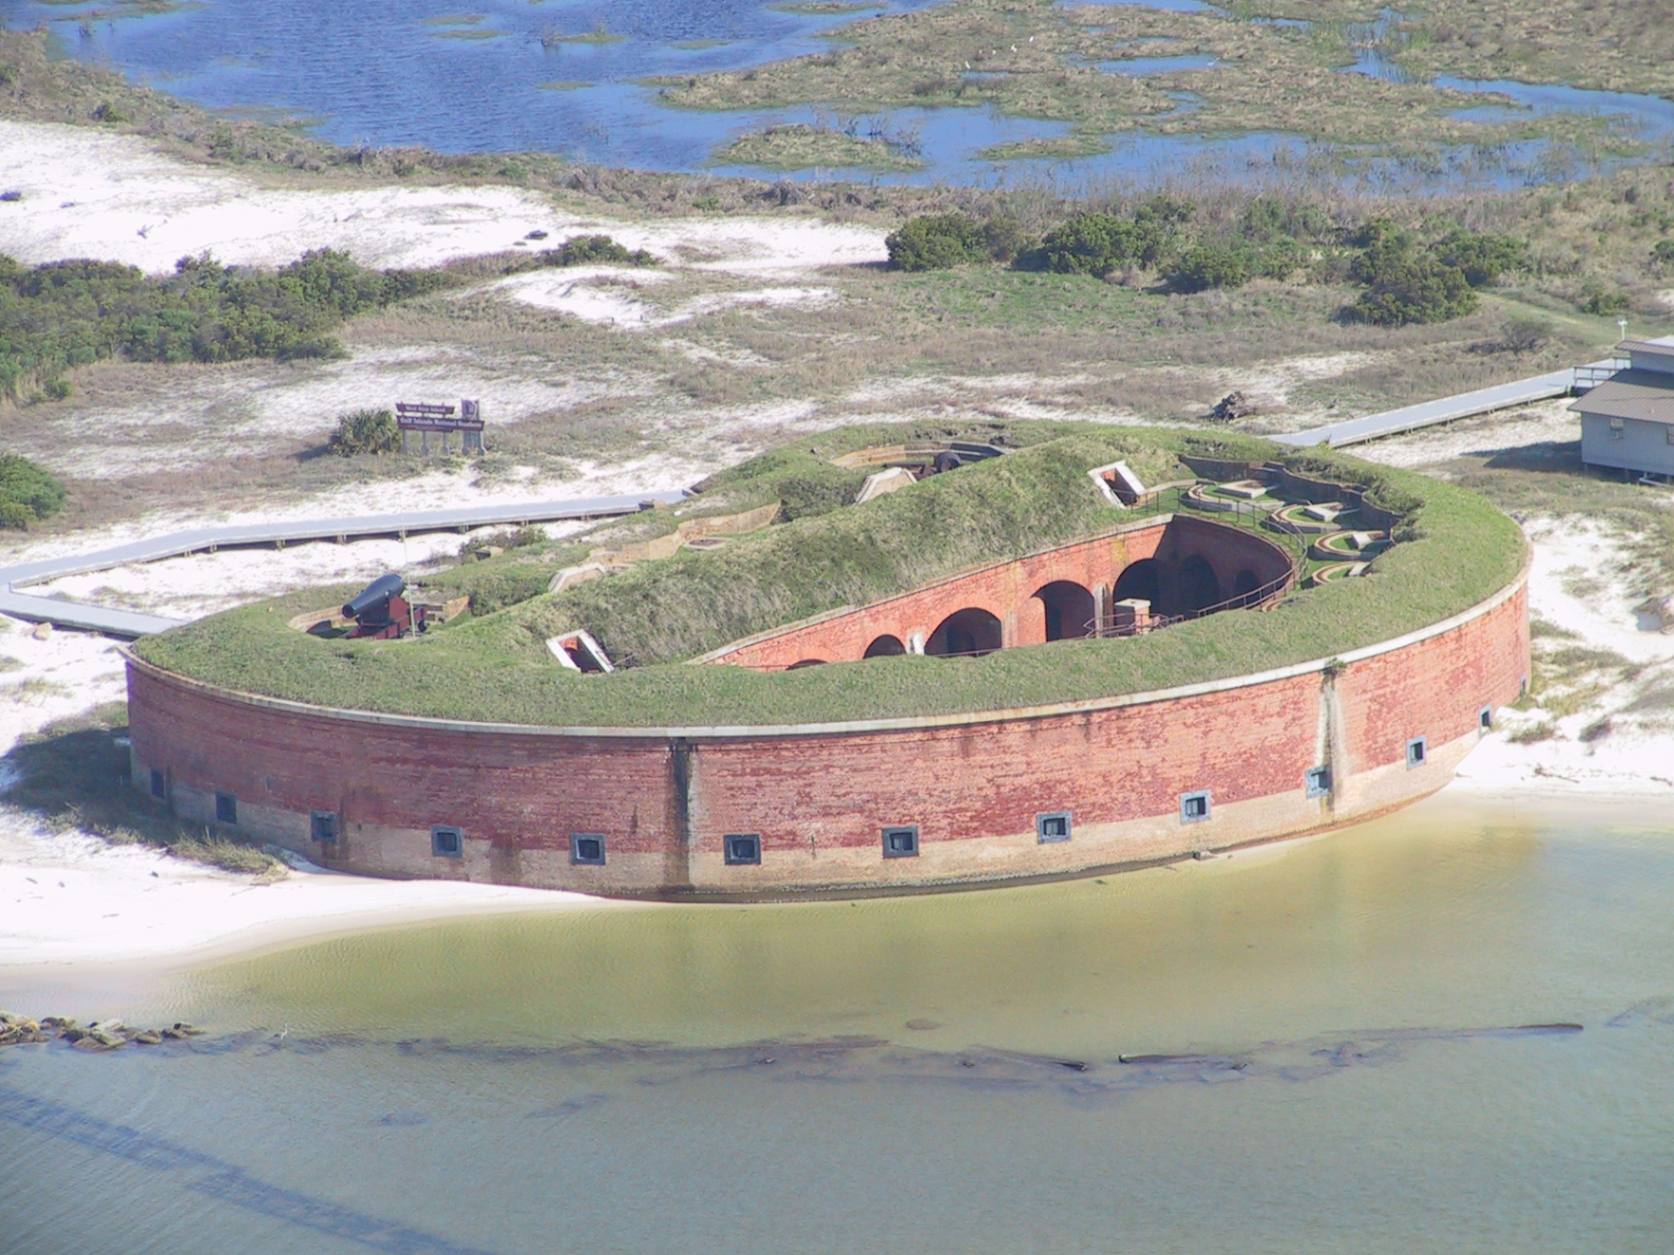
[2, 795, 1672, 1252]
[6, 0, 1674, 192]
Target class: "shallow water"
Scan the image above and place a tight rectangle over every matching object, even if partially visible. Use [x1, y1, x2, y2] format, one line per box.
[2, 792, 1673, 1251]
[5, 0, 1674, 191]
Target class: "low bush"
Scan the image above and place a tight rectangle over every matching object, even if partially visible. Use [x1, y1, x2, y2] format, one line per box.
[885, 213, 988, 271]
[537, 234, 657, 267]
[1580, 285, 1628, 316]
[0, 248, 453, 403]
[1437, 229, 1529, 288]
[1030, 208, 1175, 276]
[0, 454, 66, 529]
[1169, 243, 1253, 292]
[328, 408, 400, 457]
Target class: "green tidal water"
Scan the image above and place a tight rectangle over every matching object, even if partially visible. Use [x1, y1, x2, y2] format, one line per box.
[2, 792, 1673, 1252]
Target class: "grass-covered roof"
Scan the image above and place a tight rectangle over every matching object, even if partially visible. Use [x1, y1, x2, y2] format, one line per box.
[132, 422, 1526, 729]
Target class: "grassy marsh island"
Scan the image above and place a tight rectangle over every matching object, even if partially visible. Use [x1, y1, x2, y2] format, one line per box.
[715, 122, 925, 172]
[655, 0, 1649, 160]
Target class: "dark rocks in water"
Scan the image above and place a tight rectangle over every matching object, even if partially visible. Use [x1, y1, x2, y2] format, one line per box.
[0, 1011, 206, 1053]
[904, 1018, 941, 1032]
[376, 1111, 430, 1127]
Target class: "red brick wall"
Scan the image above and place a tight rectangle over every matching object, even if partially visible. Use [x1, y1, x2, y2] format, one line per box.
[125, 577, 1528, 896]
[711, 515, 1291, 669]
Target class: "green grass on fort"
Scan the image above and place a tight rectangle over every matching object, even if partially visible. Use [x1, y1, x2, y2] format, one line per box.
[134, 421, 1525, 728]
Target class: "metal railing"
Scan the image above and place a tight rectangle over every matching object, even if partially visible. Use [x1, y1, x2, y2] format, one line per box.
[1572, 359, 1627, 393]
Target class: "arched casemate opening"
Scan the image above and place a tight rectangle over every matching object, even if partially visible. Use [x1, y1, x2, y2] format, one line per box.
[1112, 558, 1160, 605]
[1232, 568, 1261, 605]
[1033, 580, 1097, 642]
[863, 634, 907, 658]
[1177, 554, 1221, 614]
[925, 607, 1003, 658]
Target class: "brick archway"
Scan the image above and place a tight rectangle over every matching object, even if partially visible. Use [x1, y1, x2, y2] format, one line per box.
[1033, 580, 1096, 642]
[925, 607, 1002, 657]
[863, 634, 907, 658]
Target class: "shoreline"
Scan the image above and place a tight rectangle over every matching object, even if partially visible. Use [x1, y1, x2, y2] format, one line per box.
[1, 777, 1660, 982]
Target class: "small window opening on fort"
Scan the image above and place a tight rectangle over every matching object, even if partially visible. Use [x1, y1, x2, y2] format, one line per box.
[725, 833, 762, 865]
[1305, 767, 1331, 799]
[882, 825, 920, 859]
[149, 769, 166, 800]
[1406, 737, 1428, 768]
[311, 811, 337, 843]
[1036, 812, 1071, 844]
[571, 833, 606, 866]
[432, 826, 463, 858]
[1180, 791, 1212, 824]
[1479, 706, 1494, 733]
[926, 607, 1003, 657]
[863, 634, 906, 658]
[214, 792, 237, 825]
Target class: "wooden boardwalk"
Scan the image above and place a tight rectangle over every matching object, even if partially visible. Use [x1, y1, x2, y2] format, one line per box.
[0, 491, 684, 637]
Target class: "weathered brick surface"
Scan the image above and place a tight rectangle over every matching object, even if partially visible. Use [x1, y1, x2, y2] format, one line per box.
[126, 576, 1527, 897]
[711, 515, 1290, 669]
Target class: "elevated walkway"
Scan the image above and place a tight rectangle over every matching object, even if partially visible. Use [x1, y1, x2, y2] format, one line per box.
[0, 491, 684, 638]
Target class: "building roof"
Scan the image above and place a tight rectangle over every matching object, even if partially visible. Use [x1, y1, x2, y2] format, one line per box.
[1617, 338, 1674, 357]
[1575, 369, 1674, 426]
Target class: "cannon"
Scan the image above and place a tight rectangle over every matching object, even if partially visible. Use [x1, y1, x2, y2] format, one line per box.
[341, 573, 427, 640]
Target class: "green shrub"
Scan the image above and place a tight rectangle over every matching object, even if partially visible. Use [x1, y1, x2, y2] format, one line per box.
[884, 213, 987, 271]
[91, 101, 128, 124]
[42, 376, 70, 400]
[1031, 209, 1173, 276]
[1252, 238, 1308, 280]
[1348, 255, 1477, 325]
[1240, 196, 1332, 245]
[1580, 285, 1628, 316]
[1170, 243, 1253, 292]
[328, 408, 400, 457]
[0, 248, 451, 403]
[538, 234, 657, 267]
[1437, 230, 1529, 287]
[0, 454, 66, 529]
[1653, 239, 1674, 268]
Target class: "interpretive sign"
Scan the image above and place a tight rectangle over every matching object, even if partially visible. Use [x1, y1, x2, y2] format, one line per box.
[396, 400, 486, 454]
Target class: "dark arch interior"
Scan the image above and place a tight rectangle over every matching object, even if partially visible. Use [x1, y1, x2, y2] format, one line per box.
[925, 607, 1003, 658]
[863, 634, 906, 658]
[1112, 559, 1160, 606]
[1232, 568, 1261, 602]
[1178, 554, 1221, 614]
[1033, 580, 1096, 642]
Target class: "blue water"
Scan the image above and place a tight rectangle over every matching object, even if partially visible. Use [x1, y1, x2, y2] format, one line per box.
[1092, 52, 1219, 75]
[4, 0, 1672, 191]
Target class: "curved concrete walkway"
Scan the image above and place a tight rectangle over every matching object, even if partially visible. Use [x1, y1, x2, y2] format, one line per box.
[0, 491, 685, 637]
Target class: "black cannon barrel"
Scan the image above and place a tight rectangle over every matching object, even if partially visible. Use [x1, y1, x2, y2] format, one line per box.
[342, 573, 406, 621]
